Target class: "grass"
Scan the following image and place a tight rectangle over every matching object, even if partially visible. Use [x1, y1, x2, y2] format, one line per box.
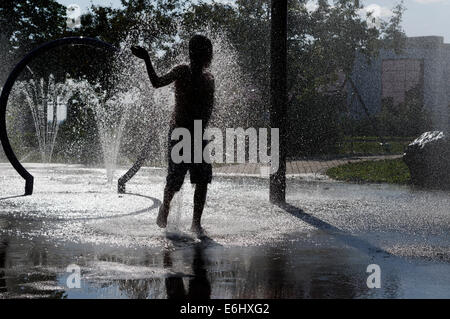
[342, 136, 415, 142]
[326, 158, 411, 185]
[337, 141, 409, 155]
[336, 136, 413, 155]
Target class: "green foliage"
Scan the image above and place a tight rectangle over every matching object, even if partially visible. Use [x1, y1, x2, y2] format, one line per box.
[288, 91, 344, 156]
[336, 137, 411, 155]
[379, 1, 407, 54]
[1, 0, 408, 164]
[288, 0, 406, 156]
[71, 0, 188, 56]
[5, 94, 38, 161]
[177, 0, 406, 156]
[0, 0, 67, 84]
[0, 0, 66, 49]
[327, 158, 411, 184]
[53, 93, 102, 165]
[377, 85, 432, 137]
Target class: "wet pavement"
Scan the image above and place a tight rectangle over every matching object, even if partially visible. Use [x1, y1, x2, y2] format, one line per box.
[0, 163, 449, 298]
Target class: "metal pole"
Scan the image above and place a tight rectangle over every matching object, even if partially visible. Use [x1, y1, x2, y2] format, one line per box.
[270, 0, 287, 204]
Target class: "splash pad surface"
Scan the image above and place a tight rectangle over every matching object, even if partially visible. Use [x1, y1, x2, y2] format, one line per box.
[1, 163, 450, 298]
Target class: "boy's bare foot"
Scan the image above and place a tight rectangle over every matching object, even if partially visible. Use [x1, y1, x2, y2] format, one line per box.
[190, 224, 206, 237]
[156, 204, 169, 228]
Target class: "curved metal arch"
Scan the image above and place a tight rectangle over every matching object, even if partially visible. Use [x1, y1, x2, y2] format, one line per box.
[0, 37, 118, 195]
[118, 138, 152, 194]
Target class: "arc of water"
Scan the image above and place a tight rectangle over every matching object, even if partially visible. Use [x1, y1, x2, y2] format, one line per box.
[0, 37, 118, 195]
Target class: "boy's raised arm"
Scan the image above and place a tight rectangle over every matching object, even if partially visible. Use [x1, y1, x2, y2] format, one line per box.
[131, 46, 181, 88]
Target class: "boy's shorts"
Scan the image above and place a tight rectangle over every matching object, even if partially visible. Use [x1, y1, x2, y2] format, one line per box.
[166, 134, 212, 192]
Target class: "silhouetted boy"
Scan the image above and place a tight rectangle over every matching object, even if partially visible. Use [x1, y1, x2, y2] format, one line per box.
[131, 35, 214, 235]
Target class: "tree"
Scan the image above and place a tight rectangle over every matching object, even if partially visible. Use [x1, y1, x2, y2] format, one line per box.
[177, 0, 406, 155]
[0, 0, 66, 85]
[1, 0, 407, 163]
[1, 0, 68, 164]
[285, 0, 406, 155]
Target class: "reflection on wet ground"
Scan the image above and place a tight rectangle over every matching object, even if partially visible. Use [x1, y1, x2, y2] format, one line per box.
[1, 225, 449, 299]
[0, 163, 450, 298]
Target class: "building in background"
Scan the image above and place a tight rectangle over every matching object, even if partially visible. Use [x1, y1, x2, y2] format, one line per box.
[351, 36, 450, 133]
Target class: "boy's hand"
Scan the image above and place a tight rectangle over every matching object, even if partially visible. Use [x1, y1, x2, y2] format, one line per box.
[131, 46, 149, 59]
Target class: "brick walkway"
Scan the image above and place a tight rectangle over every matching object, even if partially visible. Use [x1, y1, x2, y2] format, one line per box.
[213, 154, 402, 177]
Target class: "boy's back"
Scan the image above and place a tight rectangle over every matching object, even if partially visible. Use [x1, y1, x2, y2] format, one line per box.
[171, 64, 215, 131]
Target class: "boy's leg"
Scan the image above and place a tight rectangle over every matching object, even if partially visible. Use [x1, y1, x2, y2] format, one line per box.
[189, 156, 212, 233]
[157, 185, 176, 228]
[157, 158, 187, 229]
[191, 183, 208, 233]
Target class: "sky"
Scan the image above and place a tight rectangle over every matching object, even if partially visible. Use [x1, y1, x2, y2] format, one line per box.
[56, 0, 450, 42]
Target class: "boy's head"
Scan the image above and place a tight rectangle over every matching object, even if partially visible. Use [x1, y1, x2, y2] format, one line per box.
[189, 35, 213, 69]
